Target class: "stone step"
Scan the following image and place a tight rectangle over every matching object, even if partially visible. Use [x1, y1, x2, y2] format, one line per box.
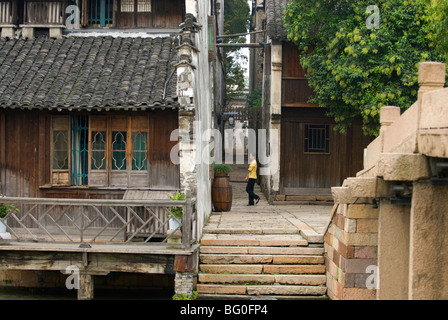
[200, 254, 325, 265]
[198, 274, 327, 286]
[199, 245, 324, 255]
[199, 264, 326, 274]
[196, 284, 327, 296]
[202, 226, 299, 235]
[200, 234, 308, 247]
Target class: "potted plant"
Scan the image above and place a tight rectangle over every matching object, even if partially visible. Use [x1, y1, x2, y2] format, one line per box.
[212, 164, 233, 212]
[213, 164, 232, 177]
[168, 191, 185, 230]
[0, 204, 15, 234]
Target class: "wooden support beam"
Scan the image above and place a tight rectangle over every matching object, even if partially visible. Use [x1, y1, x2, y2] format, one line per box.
[78, 273, 94, 300]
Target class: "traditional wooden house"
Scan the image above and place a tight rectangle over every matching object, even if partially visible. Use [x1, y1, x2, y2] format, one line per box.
[0, 0, 222, 299]
[252, 0, 373, 202]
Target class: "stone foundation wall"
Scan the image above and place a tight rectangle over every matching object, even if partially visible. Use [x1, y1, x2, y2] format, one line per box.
[324, 202, 378, 300]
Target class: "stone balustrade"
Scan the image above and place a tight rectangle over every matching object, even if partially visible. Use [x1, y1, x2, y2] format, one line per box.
[326, 62, 448, 300]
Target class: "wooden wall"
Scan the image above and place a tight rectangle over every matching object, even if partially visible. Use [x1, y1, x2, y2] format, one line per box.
[280, 108, 373, 193]
[0, 108, 179, 199]
[281, 42, 316, 107]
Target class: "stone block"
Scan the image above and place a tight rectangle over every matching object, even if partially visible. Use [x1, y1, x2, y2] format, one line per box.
[342, 231, 378, 246]
[49, 27, 63, 39]
[331, 187, 354, 204]
[357, 219, 378, 233]
[418, 128, 448, 159]
[246, 285, 327, 296]
[272, 255, 325, 265]
[21, 27, 34, 40]
[418, 62, 446, 88]
[380, 106, 401, 126]
[196, 284, 246, 295]
[346, 204, 379, 219]
[354, 246, 378, 259]
[343, 288, 377, 300]
[263, 265, 326, 274]
[344, 217, 357, 233]
[342, 258, 377, 274]
[274, 274, 326, 286]
[337, 240, 355, 259]
[1, 26, 15, 39]
[377, 153, 429, 181]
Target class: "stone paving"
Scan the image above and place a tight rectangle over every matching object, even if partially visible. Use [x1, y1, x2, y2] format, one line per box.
[197, 171, 334, 298]
[206, 179, 333, 241]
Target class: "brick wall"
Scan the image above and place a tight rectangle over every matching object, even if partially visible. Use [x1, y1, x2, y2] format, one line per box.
[324, 202, 378, 300]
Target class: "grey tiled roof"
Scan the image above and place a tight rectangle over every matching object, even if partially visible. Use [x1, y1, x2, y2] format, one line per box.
[266, 0, 289, 41]
[0, 36, 178, 110]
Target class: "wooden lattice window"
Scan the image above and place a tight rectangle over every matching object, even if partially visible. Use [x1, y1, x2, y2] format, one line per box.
[51, 116, 70, 185]
[121, 0, 151, 13]
[51, 115, 149, 187]
[304, 124, 330, 154]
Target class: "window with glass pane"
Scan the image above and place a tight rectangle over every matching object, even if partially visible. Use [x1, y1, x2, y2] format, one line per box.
[88, 0, 113, 27]
[91, 131, 106, 170]
[132, 132, 147, 171]
[121, 0, 134, 12]
[112, 131, 127, 170]
[53, 131, 69, 169]
[71, 116, 89, 185]
[138, 0, 151, 12]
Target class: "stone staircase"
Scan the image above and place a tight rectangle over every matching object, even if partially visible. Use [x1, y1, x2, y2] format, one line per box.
[196, 209, 328, 299]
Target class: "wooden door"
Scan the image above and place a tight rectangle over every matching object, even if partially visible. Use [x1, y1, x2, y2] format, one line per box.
[280, 108, 371, 194]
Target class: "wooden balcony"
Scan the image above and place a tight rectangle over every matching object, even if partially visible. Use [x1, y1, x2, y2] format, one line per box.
[0, 1, 14, 25]
[0, 195, 197, 250]
[23, 1, 65, 25]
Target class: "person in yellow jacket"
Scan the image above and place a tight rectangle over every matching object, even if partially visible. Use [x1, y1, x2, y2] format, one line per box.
[245, 153, 261, 206]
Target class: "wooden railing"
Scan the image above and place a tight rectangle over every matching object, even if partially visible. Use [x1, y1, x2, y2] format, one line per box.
[24, 1, 65, 25]
[0, 195, 197, 250]
[0, 1, 13, 24]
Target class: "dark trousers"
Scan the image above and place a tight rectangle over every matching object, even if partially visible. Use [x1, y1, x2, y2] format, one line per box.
[246, 178, 260, 205]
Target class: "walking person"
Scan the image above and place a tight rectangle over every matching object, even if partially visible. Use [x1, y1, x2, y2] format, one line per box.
[245, 153, 261, 206]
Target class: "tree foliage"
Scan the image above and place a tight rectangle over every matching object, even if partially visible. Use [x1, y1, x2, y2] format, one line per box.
[283, 0, 447, 135]
[223, 0, 250, 100]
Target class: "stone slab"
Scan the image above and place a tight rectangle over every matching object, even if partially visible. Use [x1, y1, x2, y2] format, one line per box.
[246, 285, 327, 296]
[263, 265, 326, 274]
[196, 284, 247, 295]
[274, 274, 326, 286]
[199, 264, 263, 274]
[198, 273, 275, 284]
[272, 255, 325, 265]
[200, 254, 273, 264]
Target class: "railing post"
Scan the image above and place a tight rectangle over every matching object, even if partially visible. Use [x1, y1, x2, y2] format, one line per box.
[183, 189, 192, 250]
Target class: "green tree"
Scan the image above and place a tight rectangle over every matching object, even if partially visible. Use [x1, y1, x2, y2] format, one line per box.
[223, 0, 250, 101]
[424, 0, 448, 60]
[284, 0, 447, 136]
